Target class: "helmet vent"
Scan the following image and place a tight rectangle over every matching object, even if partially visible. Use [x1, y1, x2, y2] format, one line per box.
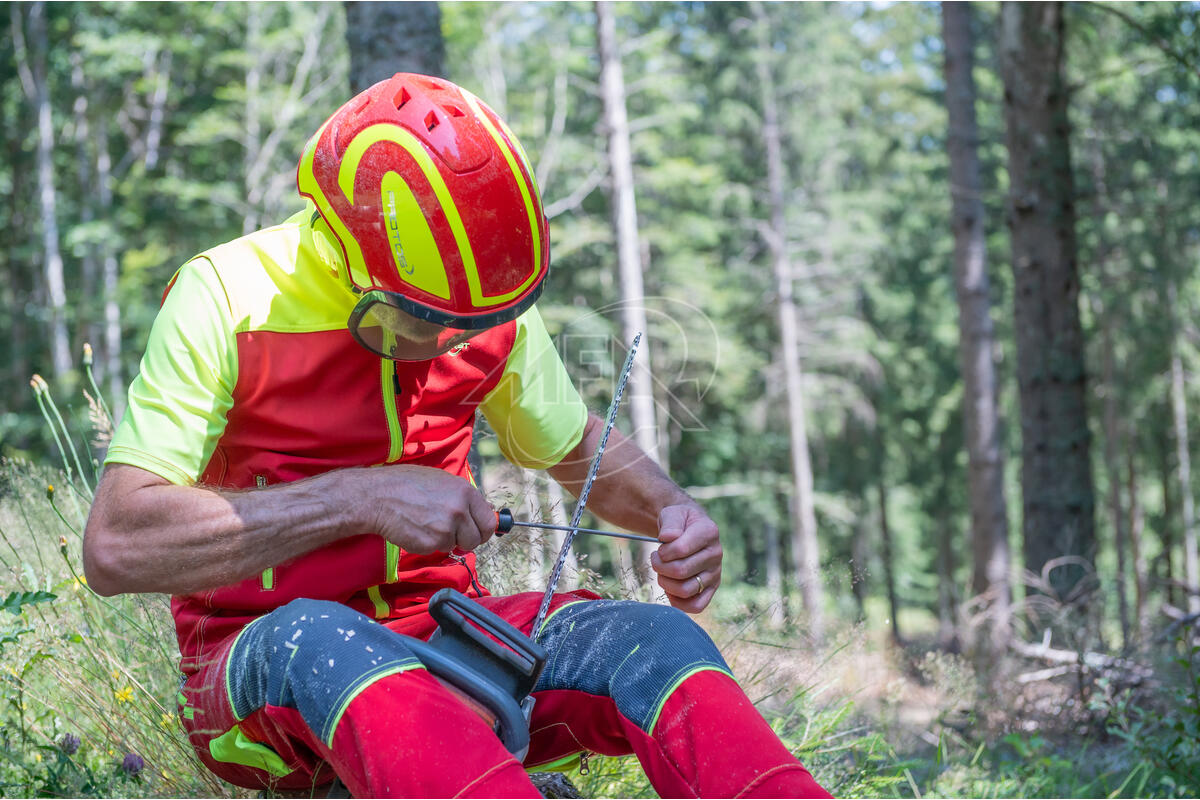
[424, 111, 439, 131]
[395, 87, 411, 110]
[443, 104, 465, 118]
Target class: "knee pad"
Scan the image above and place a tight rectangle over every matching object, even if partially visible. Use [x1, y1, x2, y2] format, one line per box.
[534, 600, 732, 732]
[225, 598, 422, 745]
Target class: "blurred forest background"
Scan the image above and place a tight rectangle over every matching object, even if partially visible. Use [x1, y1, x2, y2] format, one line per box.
[2, 1, 1200, 798]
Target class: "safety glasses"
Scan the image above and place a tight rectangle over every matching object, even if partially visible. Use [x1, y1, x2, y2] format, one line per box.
[348, 290, 486, 361]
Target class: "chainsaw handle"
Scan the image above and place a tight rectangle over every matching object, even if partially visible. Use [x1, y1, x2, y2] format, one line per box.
[403, 636, 532, 757]
[427, 588, 546, 692]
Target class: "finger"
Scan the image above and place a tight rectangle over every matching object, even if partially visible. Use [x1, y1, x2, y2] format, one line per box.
[651, 543, 722, 582]
[657, 505, 691, 544]
[466, 489, 498, 539]
[662, 580, 718, 615]
[656, 516, 719, 562]
[656, 569, 718, 600]
[453, 513, 483, 552]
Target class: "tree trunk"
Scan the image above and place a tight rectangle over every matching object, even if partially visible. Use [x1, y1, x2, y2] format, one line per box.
[764, 522, 785, 629]
[243, 4, 264, 235]
[14, 1, 72, 378]
[999, 1, 1095, 598]
[4, 48, 31, 400]
[71, 52, 98, 353]
[594, 0, 661, 588]
[878, 475, 901, 644]
[96, 116, 124, 418]
[851, 514, 868, 623]
[942, 0, 1011, 655]
[1101, 313, 1131, 648]
[1127, 447, 1148, 637]
[143, 50, 169, 172]
[1168, 283, 1200, 614]
[1160, 431, 1179, 609]
[937, 513, 961, 652]
[753, 1, 823, 639]
[345, 1, 446, 92]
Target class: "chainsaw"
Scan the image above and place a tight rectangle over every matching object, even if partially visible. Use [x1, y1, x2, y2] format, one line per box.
[401, 333, 643, 760]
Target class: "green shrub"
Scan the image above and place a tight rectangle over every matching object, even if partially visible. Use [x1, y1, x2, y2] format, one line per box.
[1105, 639, 1200, 798]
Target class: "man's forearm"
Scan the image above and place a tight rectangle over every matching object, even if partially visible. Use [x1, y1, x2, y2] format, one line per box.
[83, 464, 357, 597]
[547, 413, 695, 535]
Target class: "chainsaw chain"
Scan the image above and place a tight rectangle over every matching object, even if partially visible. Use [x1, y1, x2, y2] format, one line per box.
[530, 333, 641, 639]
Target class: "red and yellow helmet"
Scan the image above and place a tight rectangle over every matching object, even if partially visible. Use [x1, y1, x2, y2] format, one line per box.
[297, 73, 549, 358]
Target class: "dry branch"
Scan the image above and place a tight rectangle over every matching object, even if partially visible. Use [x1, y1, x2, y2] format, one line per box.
[1011, 638, 1153, 685]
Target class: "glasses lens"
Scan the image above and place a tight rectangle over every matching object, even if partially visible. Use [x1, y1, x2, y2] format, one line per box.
[350, 296, 480, 361]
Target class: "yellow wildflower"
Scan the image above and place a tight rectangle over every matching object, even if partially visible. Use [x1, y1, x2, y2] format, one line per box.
[160, 712, 174, 728]
[34, 753, 42, 763]
[115, 686, 134, 703]
[110, 669, 120, 680]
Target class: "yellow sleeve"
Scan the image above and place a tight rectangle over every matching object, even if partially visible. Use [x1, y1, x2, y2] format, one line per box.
[104, 258, 238, 485]
[479, 307, 589, 469]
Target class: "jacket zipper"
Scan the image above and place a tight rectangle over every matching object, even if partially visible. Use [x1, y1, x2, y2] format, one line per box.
[381, 358, 404, 464]
[381, 359, 402, 581]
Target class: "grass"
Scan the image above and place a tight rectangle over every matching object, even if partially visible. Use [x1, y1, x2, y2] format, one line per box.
[0, 458, 230, 798]
[0, 373, 1197, 798]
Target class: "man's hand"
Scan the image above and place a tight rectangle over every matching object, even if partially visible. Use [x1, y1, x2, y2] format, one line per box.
[361, 465, 498, 554]
[651, 503, 722, 614]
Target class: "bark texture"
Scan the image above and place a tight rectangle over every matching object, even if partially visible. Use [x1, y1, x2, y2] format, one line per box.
[999, 1, 1095, 598]
[942, 1, 1011, 652]
[345, 2, 446, 92]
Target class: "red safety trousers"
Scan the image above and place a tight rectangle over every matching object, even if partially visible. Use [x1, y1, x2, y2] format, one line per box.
[181, 592, 831, 799]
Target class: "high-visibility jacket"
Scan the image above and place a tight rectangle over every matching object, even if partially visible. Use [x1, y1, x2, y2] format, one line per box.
[105, 208, 589, 674]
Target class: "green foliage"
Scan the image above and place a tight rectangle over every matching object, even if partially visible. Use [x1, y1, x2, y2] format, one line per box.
[0, 591, 56, 617]
[1104, 642, 1200, 797]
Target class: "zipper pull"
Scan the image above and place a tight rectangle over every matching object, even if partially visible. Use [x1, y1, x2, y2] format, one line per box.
[579, 751, 592, 775]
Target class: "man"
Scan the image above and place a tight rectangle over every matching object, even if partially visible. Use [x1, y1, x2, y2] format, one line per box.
[83, 73, 829, 798]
